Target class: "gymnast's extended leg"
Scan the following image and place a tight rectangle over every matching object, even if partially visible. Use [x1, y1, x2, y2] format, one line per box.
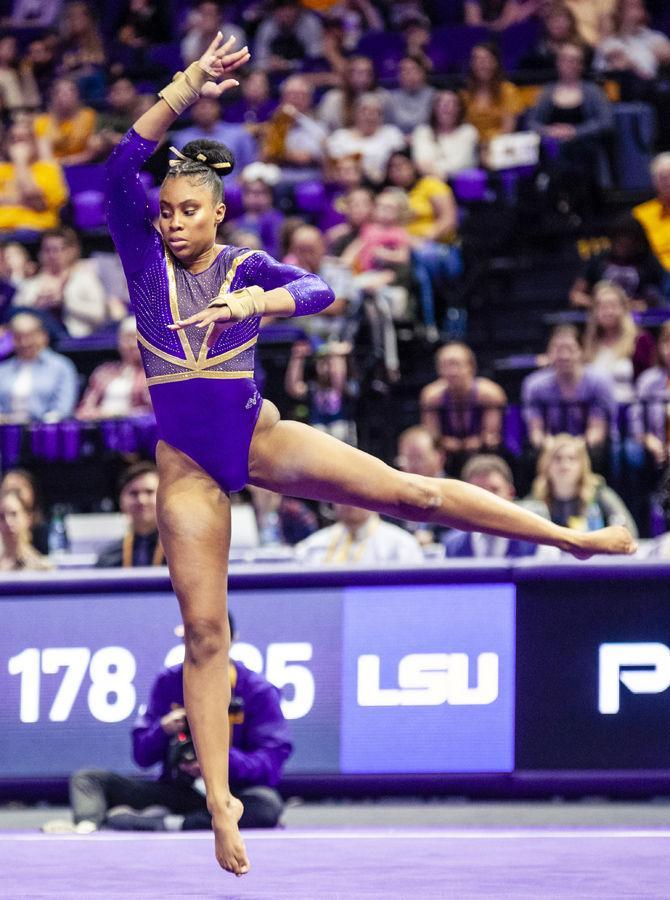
[248, 403, 636, 557]
[155, 440, 249, 876]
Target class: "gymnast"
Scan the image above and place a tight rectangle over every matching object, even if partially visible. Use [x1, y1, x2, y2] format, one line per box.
[104, 34, 636, 877]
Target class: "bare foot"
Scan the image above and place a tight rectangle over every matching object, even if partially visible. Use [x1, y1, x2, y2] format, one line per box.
[568, 525, 638, 560]
[211, 796, 249, 876]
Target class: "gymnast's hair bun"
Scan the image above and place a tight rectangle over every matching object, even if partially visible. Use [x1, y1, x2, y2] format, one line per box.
[180, 139, 235, 177]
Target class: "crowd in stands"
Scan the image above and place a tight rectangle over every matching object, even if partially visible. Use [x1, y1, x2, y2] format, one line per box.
[1, 0, 670, 566]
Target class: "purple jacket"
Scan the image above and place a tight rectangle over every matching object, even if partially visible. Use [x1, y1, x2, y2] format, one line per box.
[132, 661, 293, 789]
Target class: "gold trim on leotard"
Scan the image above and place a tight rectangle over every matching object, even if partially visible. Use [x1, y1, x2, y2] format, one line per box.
[137, 331, 198, 370]
[165, 250, 196, 366]
[146, 369, 255, 387]
[197, 249, 255, 366]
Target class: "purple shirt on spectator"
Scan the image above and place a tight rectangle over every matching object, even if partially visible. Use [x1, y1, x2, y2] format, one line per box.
[631, 366, 670, 442]
[521, 366, 616, 436]
[132, 660, 293, 789]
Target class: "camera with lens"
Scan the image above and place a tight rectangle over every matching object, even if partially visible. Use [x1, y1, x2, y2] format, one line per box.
[167, 696, 245, 784]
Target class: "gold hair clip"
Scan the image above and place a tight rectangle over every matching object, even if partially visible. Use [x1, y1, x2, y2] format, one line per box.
[168, 145, 232, 171]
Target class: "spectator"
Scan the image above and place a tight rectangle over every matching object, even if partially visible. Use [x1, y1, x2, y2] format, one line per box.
[33, 77, 97, 166]
[173, 96, 257, 177]
[85, 78, 141, 163]
[569, 214, 668, 310]
[632, 321, 670, 468]
[116, 0, 170, 49]
[181, 1, 246, 66]
[583, 281, 654, 402]
[444, 454, 539, 558]
[223, 69, 277, 133]
[253, 0, 324, 76]
[0, 120, 68, 236]
[13, 227, 111, 338]
[387, 54, 435, 136]
[594, 0, 670, 83]
[20, 36, 59, 103]
[317, 54, 386, 133]
[411, 90, 479, 181]
[76, 316, 152, 421]
[461, 43, 520, 145]
[633, 152, 670, 270]
[384, 149, 462, 340]
[465, 0, 540, 32]
[0, 34, 40, 113]
[420, 342, 508, 474]
[521, 433, 637, 534]
[521, 325, 616, 468]
[327, 93, 405, 185]
[398, 11, 432, 72]
[0, 312, 77, 422]
[7, 0, 63, 27]
[519, 2, 585, 77]
[0, 489, 52, 571]
[0, 468, 49, 554]
[226, 163, 284, 258]
[45, 614, 292, 833]
[96, 462, 163, 568]
[247, 484, 318, 545]
[396, 424, 449, 545]
[326, 185, 374, 255]
[295, 502, 424, 564]
[57, 1, 107, 103]
[3, 242, 35, 288]
[285, 339, 358, 445]
[564, 0, 615, 47]
[261, 75, 328, 178]
[527, 41, 613, 207]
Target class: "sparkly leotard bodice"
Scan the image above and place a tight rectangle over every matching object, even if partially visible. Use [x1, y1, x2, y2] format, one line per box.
[105, 129, 335, 491]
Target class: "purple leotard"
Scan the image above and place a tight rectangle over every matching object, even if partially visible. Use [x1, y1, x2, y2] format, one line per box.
[105, 129, 334, 492]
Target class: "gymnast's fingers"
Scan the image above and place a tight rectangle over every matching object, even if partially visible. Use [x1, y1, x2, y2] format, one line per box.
[206, 323, 226, 348]
[167, 311, 209, 330]
[204, 31, 227, 59]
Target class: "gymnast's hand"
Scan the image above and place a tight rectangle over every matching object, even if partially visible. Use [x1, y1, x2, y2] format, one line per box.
[169, 286, 266, 347]
[197, 33, 251, 99]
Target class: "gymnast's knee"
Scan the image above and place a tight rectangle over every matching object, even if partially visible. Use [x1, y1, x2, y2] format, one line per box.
[394, 475, 443, 519]
[182, 616, 229, 666]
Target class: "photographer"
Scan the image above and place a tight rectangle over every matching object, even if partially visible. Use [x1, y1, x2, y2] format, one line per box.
[45, 615, 292, 833]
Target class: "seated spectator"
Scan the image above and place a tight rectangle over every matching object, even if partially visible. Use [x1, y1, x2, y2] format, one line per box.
[56, 1, 107, 104]
[465, 0, 540, 32]
[570, 214, 668, 310]
[631, 321, 670, 468]
[247, 484, 318, 546]
[317, 54, 387, 133]
[519, 2, 586, 77]
[398, 11, 432, 72]
[0, 312, 77, 422]
[285, 339, 358, 445]
[387, 54, 435, 136]
[295, 502, 424, 564]
[411, 90, 479, 181]
[326, 93, 406, 185]
[96, 462, 163, 568]
[261, 75, 328, 179]
[173, 96, 257, 178]
[7, 0, 63, 27]
[521, 433, 637, 534]
[225, 163, 283, 257]
[253, 0, 324, 76]
[583, 280, 655, 402]
[396, 424, 449, 545]
[326, 185, 374, 255]
[3, 242, 35, 288]
[0, 34, 40, 113]
[0, 489, 52, 571]
[85, 78, 141, 163]
[420, 342, 508, 475]
[594, 0, 670, 86]
[13, 227, 111, 338]
[521, 325, 616, 470]
[633, 153, 670, 270]
[0, 121, 68, 236]
[444, 454, 540, 558]
[44, 614, 292, 833]
[527, 41, 613, 207]
[0, 468, 49, 554]
[461, 43, 520, 145]
[76, 317, 151, 421]
[116, 0, 170, 50]
[564, 0, 615, 47]
[21, 35, 59, 107]
[181, 1, 246, 66]
[223, 69, 277, 133]
[33, 77, 97, 166]
[384, 149, 462, 339]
